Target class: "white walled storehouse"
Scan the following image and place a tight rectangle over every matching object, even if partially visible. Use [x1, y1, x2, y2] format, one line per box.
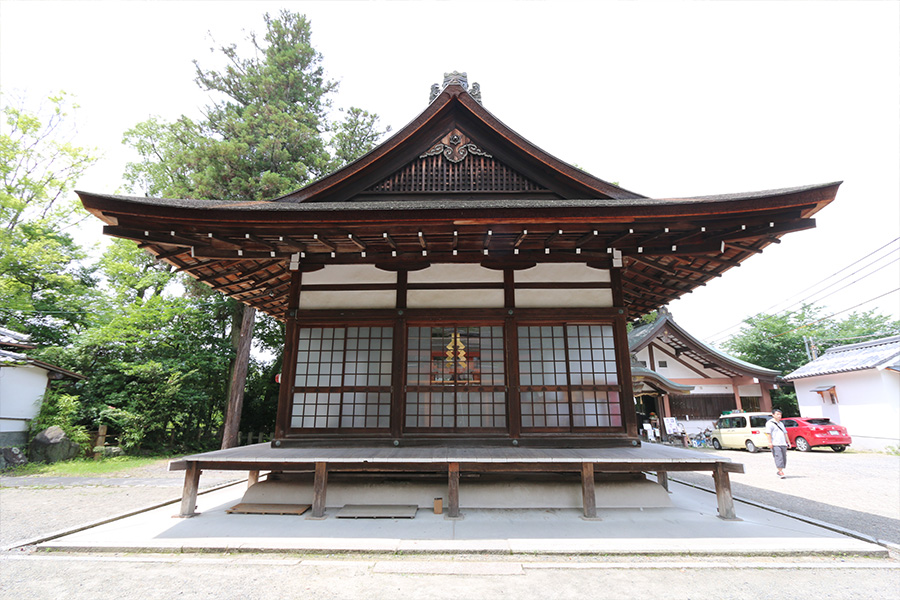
[785, 336, 900, 451]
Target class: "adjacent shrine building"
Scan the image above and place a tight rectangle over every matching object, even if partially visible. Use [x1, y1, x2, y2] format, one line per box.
[78, 72, 840, 451]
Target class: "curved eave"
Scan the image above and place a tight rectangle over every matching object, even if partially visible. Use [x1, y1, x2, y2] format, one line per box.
[77, 180, 839, 321]
[78, 181, 840, 224]
[632, 314, 781, 381]
[631, 365, 695, 395]
[274, 84, 645, 203]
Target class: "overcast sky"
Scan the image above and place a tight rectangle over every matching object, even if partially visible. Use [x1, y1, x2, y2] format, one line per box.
[2, 0, 898, 344]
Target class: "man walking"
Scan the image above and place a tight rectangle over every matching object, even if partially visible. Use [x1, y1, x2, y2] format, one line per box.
[765, 408, 790, 479]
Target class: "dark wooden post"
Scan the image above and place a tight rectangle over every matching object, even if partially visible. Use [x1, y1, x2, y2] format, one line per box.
[657, 470, 669, 492]
[581, 462, 597, 519]
[448, 462, 460, 518]
[275, 270, 303, 439]
[311, 462, 328, 518]
[179, 462, 201, 518]
[713, 462, 738, 520]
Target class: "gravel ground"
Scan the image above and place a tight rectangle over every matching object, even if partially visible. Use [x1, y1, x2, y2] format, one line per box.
[1, 451, 899, 599]
[0, 459, 242, 547]
[668, 446, 900, 544]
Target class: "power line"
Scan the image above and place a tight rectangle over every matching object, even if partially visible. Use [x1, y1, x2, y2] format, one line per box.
[705, 237, 900, 344]
[772, 287, 900, 338]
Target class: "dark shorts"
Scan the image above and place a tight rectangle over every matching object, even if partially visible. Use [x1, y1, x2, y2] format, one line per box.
[772, 445, 788, 469]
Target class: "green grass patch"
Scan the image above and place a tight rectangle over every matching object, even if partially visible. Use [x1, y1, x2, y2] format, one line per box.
[4, 456, 171, 477]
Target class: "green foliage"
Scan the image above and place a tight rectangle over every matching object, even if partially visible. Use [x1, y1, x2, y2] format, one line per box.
[5, 455, 168, 477]
[123, 11, 388, 200]
[1, 91, 99, 232]
[723, 306, 900, 417]
[0, 92, 101, 345]
[724, 306, 900, 375]
[30, 391, 91, 449]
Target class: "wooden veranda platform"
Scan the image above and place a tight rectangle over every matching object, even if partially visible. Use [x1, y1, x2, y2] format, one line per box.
[169, 443, 743, 521]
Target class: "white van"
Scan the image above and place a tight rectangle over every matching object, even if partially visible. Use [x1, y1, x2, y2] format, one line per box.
[709, 412, 773, 453]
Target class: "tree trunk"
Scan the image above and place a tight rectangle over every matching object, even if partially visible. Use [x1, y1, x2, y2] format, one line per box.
[221, 304, 256, 449]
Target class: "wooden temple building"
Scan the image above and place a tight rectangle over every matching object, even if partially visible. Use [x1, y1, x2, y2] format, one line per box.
[630, 308, 782, 437]
[78, 72, 839, 521]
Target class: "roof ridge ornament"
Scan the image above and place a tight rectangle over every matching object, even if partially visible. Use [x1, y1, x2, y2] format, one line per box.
[429, 71, 483, 105]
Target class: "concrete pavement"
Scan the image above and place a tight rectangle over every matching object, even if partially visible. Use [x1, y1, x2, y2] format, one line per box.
[28, 477, 886, 556]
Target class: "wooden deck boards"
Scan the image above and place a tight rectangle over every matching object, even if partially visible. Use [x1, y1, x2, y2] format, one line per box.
[169, 443, 731, 469]
[170, 443, 742, 522]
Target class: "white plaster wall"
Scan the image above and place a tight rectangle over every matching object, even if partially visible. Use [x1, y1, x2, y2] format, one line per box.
[794, 369, 900, 451]
[408, 264, 503, 284]
[737, 384, 763, 397]
[302, 264, 397, 285]
[516, 288, 613, 308]
[515, 263, 611, 283]
[0, 365, 48, 433]
[514, 263, 612, 308]
[407, 289, 505, 308]
[299, 290, 396, 309]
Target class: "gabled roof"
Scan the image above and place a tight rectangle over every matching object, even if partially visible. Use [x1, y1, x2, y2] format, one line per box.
[784, 335, 900, 380]
[0, 348, 86, 380]
[629, 309, 780, 381]
[76, 74, 840, 320]
[277, 75, 644, 204]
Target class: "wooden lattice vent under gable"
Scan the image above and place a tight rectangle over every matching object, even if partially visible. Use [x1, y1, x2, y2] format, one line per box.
[366, 128, 548, 194]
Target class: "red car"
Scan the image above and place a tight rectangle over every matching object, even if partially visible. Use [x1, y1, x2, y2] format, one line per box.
[781, 417, 852, 452]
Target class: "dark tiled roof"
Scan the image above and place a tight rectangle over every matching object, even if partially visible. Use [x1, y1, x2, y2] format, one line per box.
[784, 336, 900, 380]
[77, 182, 841, 214]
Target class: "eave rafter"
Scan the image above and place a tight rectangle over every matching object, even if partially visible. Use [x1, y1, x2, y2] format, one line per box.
[110, 205, 815, 320]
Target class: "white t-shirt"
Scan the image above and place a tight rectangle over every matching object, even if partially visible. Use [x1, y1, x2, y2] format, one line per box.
[766, 418, 789, 446]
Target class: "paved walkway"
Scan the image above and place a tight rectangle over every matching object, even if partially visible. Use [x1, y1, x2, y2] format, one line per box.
[27, 478, 885, 556]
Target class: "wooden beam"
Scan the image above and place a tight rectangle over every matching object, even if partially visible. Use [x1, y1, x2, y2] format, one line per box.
[626, 254, 678, 276]
[313, 234, 336, 252]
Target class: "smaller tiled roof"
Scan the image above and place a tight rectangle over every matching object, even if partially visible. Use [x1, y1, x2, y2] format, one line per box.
[631, 362, 695, 395]
[0, 348, 86, 379]
[628, 311, 780, 380]
[0, 326, 34, 349]
[784, 335, 900, 380]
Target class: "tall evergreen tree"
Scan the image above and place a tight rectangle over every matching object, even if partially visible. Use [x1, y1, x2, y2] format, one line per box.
[122, 10, 389, 448]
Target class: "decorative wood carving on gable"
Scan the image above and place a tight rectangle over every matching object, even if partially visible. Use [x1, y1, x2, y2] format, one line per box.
[366, 128, 548, 195]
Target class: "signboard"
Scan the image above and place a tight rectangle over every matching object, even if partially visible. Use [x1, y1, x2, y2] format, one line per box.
[663, 417, 678, 433]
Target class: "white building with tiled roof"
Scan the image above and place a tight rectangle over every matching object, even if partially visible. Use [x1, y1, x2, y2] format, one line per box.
[785, 336, 900, 451]
[0, 328, 85, 446]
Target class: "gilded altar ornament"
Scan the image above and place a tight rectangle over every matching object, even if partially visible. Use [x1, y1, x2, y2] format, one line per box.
[446, 333, 467, 367]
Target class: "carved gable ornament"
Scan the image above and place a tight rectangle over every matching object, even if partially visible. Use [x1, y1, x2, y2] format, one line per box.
[419, 128, 492, 164]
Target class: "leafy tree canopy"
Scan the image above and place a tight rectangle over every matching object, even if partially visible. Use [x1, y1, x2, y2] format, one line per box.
[722, 306, 900, 376]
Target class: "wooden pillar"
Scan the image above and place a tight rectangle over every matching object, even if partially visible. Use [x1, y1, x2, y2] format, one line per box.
[448, 462, 460, 518]
[731, 377, 743, 411]
[712, 462, 738, 520]
[178, 462, 201, 518]
[311, 462, 328, 518]
[657, 470, 669, 492]
[248, 470, 259, 488]
[759, 384, 773, 413]
[581, 462, 597, 519]
[274, 270, 303, 440]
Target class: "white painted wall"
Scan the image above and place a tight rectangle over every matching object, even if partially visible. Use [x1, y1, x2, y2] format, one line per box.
[794, 368, 900, 451]
[0, 364, 48, 433]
